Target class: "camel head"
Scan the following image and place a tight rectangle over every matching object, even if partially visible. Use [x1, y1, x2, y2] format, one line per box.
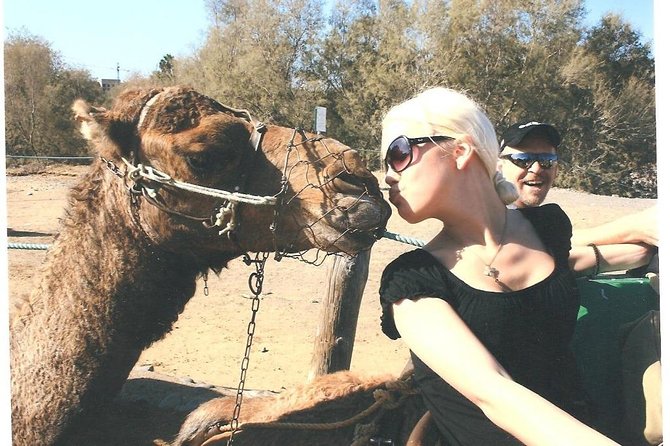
[72, 86, 391, 267]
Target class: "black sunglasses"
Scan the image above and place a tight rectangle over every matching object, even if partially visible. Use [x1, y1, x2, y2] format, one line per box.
[500, 152, 559, 170]
[385, 135, 454, 173]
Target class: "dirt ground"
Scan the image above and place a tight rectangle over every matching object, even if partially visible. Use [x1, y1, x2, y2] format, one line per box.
[5, 163, 657, 445]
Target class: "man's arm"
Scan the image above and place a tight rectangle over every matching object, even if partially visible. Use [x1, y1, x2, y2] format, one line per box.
[571, 206, 658, 247]
[569, 243, 654, 276]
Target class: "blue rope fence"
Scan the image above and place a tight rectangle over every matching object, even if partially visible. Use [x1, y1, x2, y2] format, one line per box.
[7, 231, 426, 251]
[7, 242, 51, 250]
[6, 155, 93, 161]
[381, 230, 426, 247]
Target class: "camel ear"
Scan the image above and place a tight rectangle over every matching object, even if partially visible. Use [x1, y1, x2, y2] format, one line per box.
[72, 99, 134, 159]
[72, 99, 107, 142]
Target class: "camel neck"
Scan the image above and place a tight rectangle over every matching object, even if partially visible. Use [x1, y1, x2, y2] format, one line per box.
[11, 168, 206, 446]
[56, 175, 203, 337]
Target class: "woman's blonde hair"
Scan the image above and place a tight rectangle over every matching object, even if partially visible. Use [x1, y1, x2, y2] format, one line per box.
[381, 87, 518, 205]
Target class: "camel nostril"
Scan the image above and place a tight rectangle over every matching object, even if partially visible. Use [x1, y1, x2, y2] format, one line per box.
[341, 148, 374, 176]
[330, 170, 385, 200]
[326, 151, 383, 198]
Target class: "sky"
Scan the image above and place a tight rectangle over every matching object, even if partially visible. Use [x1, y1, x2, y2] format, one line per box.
[2, 0, 660, 82]
[3, 0, 211, 81]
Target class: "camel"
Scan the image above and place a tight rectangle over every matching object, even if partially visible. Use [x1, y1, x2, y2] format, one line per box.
[9, 85, 391, 446]
[166, 369, 434, 446]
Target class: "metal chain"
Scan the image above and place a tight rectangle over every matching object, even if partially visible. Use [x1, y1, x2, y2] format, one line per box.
[226, 251, 270, 445]
[269, 133, 295, 261]
[203, 271, 209, 297]
[101, 156, 124, 177]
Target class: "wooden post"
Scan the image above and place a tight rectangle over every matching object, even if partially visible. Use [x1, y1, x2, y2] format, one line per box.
[308, 249, 371, 381]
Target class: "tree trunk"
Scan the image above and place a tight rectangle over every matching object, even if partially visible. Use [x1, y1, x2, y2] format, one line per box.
[308, 249, 371, 381]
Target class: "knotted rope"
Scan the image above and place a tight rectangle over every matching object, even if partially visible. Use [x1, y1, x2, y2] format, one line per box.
[121, 159, 278, 207]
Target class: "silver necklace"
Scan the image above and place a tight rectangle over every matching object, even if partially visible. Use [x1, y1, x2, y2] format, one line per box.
[456, 211, 508, 281]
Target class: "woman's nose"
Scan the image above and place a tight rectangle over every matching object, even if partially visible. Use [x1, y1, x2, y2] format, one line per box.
[384, 167, 400, 185]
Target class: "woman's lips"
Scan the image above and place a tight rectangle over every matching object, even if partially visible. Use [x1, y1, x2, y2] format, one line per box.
[388, 189, 400, 204]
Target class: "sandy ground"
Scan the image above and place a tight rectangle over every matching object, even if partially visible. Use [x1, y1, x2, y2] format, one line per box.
[5, 163, 657, 445]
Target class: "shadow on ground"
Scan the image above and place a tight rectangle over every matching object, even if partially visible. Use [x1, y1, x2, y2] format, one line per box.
[61, 369, 275, 446]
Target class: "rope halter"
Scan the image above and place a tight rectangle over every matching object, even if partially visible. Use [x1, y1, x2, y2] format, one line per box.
[104, 90, 278, 240]
[118, 151, 277, 238]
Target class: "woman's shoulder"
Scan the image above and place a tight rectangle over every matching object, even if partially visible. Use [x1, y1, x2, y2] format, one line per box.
[385, 248, 434, 268]
[379, 249, 451, 340]
[381, 249, 437, 283]
[380, 249, 446, 298]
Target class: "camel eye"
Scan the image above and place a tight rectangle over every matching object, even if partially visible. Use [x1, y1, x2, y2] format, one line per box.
[185, 153, 212, 172]
[185, 150, 234, 173]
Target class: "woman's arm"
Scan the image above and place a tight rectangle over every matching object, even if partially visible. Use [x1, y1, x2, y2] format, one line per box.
[569, 243, 654, 276]
[392, 297, 619, 446]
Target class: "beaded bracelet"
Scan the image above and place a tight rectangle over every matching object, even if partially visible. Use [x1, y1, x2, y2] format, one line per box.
[588, 243, 602, 276]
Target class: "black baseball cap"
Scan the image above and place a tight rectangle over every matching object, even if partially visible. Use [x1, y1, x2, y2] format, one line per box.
[499, 121, 561, 152]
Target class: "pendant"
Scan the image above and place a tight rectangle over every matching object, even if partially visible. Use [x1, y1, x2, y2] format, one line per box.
[483, 265, 499, 280]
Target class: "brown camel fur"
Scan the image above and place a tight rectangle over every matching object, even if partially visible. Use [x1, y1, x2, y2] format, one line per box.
[10, 86, 391, 446]
[167, 370, 432, 446]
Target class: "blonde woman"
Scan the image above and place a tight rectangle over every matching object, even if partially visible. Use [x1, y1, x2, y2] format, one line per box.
[379, 87, 619, 445]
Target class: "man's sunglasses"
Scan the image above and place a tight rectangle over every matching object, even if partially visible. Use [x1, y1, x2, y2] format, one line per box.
[500, 153, 559, 170]
[385, 135, 454, 173]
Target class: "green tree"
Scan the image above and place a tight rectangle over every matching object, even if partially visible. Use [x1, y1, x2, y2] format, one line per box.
[584, 14, 654, 90]
[308, 0, 382, 159]
[556, 14, 656, 197]
[307, 0, 428, 167]
[424, 0, 584, 126]
[5, 32, 60, 156]
[152, 53, 176, 84]
[4, 31, 105, 157]
[177, 0, 324, 128]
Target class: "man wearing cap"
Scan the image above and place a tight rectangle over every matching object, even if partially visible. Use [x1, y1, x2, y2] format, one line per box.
[497, 120, 656, 273]
[497, 121, 656, 249]
[497, 121, 655, 270]
[498, 121, 660, 445]
[498, 121, 561, 209]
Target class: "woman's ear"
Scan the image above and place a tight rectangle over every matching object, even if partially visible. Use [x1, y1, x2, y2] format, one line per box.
[453, 135, 476, 170]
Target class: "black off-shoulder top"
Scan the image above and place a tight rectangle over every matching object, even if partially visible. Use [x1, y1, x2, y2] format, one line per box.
[379, 204, 583, 445]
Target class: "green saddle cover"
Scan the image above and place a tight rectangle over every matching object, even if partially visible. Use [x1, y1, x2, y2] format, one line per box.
[572, 276, 660, 440]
